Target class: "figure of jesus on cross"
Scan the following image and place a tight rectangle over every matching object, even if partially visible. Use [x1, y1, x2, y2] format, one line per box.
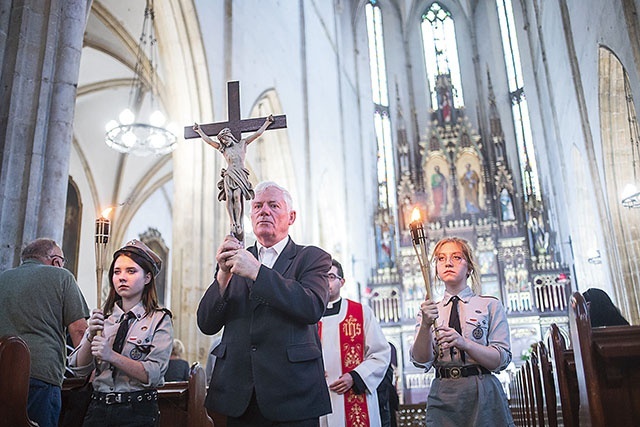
[192, 116, 273, 241]
[185, 81, 287, 242]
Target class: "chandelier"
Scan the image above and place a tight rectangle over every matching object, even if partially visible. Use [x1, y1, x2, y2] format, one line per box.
[621, 75, 640, 208]
[104, 0, 177, 156]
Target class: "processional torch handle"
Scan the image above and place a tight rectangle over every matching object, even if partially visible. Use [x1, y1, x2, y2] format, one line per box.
[95, 214, 110, 311]
[409, 219, 433, 298]
[410, 215, 444, 358]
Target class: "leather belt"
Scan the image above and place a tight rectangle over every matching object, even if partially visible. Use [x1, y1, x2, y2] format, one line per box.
[92, 389, 157, 405]
[435, 365, 491, 379]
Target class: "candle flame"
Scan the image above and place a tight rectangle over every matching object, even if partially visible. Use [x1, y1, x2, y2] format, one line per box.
[100, 207, 113, 219]
[411, 207, 421, 223]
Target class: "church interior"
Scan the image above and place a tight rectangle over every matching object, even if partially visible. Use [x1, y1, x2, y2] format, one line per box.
[1, 0, 639, 407]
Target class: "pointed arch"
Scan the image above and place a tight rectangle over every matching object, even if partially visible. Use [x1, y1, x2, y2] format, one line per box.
[243, 88, 299, 239]
[598, 46, 640, 323]
[245, 89, 297, 195]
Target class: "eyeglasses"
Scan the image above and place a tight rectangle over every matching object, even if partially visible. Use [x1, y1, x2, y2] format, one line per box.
[435, 254, 465, 265]
[49, 254, 67, 266]
[327, 273, 343, 281]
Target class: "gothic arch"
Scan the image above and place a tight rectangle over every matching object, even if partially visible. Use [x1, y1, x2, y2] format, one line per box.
[246, 89, 296, 191]
[245, 91, 296, 191]
[598, 46, 640, 322]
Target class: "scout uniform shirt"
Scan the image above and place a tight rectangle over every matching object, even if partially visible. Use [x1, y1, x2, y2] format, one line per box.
[69, 301, 173, 392]
[411, 286, 512, 371]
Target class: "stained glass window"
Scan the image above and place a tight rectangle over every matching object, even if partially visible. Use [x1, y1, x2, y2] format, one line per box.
[421, 2, 464, 108]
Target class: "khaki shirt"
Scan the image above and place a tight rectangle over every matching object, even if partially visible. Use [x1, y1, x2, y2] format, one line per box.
[69, 302, 173, 392]
[411, 286, 512, 372]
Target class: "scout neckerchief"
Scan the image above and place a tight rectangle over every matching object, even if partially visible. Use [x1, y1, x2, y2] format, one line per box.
[319, 299, 370, 427]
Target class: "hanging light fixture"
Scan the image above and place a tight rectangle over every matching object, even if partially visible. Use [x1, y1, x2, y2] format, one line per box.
[104, 0, 177, 156]
[621, 75, 640, 208]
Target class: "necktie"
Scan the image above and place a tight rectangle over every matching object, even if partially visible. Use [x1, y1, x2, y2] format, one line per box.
[448, 296, 466, 362]
[112, 311, 135, 354]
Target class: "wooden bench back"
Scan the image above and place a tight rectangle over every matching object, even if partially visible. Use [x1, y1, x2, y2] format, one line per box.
[549, 323, 578, 427]
[158, 362, 214, 427]
[535, 340, 558, 427]
[0, 335, 38, 427]
[569, 292, 640, 426]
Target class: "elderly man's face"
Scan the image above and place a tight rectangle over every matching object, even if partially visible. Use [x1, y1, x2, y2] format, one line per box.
[251, 186, 296, 246]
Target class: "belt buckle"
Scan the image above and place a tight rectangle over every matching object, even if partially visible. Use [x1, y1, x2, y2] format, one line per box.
[105, 393, 121, 405]
[449, 367, 462, 379]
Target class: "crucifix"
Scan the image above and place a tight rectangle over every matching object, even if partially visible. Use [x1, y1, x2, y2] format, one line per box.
[184, 81, 287, 242]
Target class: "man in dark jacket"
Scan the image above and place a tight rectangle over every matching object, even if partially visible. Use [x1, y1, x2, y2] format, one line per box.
[197, 181, 331, 426]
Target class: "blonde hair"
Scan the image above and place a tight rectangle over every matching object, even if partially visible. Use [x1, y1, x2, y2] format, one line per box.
[171, 338, 185, 358]
[431, 237, 482, 294]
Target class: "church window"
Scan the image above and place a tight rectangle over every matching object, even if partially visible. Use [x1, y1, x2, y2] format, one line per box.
[496, 0, 541, 202]
[366, 0, 388, 107]
[421, 2, 464, 109]
[366, 0, 397, 268]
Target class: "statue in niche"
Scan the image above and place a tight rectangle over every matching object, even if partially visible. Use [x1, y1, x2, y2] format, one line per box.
[376, 221, 394, 269]
[430, 165, 448, 217]
[439, 90, 452, 123]
[459, 163, 481, 214]
[528, 215, 549, 256]
[499, 188, 516, 221]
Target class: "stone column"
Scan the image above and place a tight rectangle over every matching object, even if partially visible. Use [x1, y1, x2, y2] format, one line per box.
[0, 0, 90, 269]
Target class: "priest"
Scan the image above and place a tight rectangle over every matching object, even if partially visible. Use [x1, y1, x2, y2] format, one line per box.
[319, 259, 391, 427]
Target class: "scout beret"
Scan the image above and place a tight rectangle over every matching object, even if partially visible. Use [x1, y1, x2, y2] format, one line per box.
[113, 239, 162, 276]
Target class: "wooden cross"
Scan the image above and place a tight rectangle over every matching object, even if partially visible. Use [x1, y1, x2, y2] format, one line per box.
[183, 81, 287, 141]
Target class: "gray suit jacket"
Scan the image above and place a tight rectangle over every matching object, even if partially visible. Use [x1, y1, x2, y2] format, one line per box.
[197, 238, 331, 421]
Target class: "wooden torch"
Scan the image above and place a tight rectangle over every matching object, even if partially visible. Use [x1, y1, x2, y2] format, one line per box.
[95, 208, 112, 309]
[409, 207, 443, 356]
[409, 207, 433, 298]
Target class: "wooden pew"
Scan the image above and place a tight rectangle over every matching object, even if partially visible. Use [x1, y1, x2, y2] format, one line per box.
[511, 364, 531, 427]
[529, 344, 545, 426]
[534, 341, 558, 427]
[515, 368, 527, 427]
[549, 323, 578, 427]
[513, 368, 527, 427]
[508, 368, 523, 426]
[569, 292, 640, 426]
[0, 335, 38, 426]
[523, 360, 537, 427]
[158, 362, 214, 427]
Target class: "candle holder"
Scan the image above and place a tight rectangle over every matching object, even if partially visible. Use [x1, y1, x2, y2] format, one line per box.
[95, 208, 112, 308]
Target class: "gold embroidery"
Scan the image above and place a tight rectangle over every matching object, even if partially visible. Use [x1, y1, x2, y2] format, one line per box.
[341, 314, 363, 341]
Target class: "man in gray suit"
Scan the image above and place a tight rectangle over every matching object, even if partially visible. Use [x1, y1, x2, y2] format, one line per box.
[197, 181, 331, 426]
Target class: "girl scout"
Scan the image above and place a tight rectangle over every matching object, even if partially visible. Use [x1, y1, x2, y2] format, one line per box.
[411, 237, 514, 426]
[69, 239, 173, 426]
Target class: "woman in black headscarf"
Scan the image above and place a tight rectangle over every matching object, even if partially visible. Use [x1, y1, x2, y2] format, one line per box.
[583, 288, 629, 327]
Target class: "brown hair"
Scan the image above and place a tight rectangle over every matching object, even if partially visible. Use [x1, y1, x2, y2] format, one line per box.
[431, 237, 482, 294]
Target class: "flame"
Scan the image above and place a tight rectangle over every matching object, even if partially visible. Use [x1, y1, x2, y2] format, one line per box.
[411, 207, 421, 223]
[100, 207, 113, 219]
